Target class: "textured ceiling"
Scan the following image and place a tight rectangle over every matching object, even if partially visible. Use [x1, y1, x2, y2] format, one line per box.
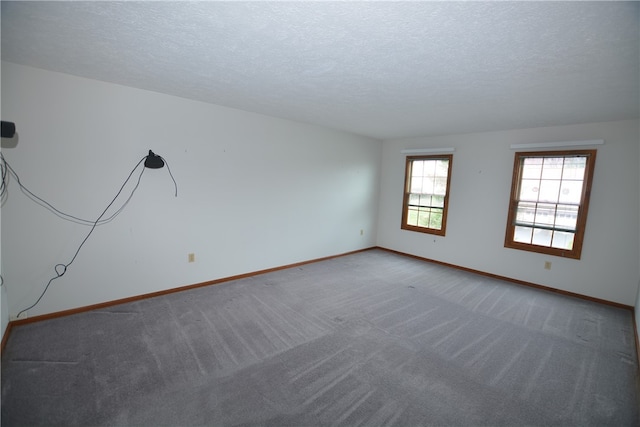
[1, 1, 639, 140]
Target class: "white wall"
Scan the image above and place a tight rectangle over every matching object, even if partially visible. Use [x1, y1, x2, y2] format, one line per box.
[2, 61, 637, 319]
[1, 189, 7, 339]
[637, 117, 640, 337]
[1, 62, 381, 318]
[1, 60, 9, 340]
[378, 120, 640, 306]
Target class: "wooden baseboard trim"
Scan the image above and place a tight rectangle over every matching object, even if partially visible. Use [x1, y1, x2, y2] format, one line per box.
[376, 246, 634, 311]
[381, 244, 638, 375]
[633, 309, 640, 371]
[1, 321, 13, 354]
[6, 247, 376, 330]
[3, 246, 636, 356]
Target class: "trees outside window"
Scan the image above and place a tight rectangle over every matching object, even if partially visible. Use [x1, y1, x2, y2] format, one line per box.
[401, 154, 453, 236]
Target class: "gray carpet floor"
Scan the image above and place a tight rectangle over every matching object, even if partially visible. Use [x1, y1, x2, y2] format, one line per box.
[2, 248, 639, 426]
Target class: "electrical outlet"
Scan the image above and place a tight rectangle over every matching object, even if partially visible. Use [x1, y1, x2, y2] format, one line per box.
[544, 261, 552, 270]
[188, 253, 195, 263]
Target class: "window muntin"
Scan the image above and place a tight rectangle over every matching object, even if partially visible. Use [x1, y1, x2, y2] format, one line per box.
[505, 150, 596, 259]
[401, 155, 452, 235]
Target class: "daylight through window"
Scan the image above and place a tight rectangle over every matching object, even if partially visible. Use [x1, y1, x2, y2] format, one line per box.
[401, 154, 452, 236]
[504, 150, 596, 259]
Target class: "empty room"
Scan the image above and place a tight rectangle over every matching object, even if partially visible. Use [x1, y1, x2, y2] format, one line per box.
[1, 1, 639, 426]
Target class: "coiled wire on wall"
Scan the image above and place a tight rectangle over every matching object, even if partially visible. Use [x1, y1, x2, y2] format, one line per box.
[0, 151, 177, 317]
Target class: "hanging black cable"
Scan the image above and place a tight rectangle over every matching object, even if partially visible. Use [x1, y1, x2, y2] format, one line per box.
[15, 150, 177, 317]
[159, 154, 178, 197]
[0, 151, 177, 224]
[0, 156, 8, 200]
[1, 153, 130, 226]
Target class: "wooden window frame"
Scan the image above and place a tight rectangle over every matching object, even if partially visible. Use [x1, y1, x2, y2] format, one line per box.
[401, 154, 453, 236]
[504, 149, 597, 259]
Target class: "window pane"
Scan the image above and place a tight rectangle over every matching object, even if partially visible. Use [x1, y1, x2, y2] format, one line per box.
[432, 195, 445, 208]
[515, 202, 536, 225]
[425, 159, 437, 175]
[558, 181, 583, 204]
[407, 208, 419, 226]
[555, 204, 578, 230]
[505, 150, 595, 259]
[534, 203, 556, 226]
[532, 228, 552, 246]
[522, 158, 542, 179]
[418, 210, 430, 227]
[433, 177, 448, 195]
[412, 161, 424, 177]
[435, 159, 449, 176]
[421, 176, 434, 194]
[419, 194, 432, 207]
[429, 209, 443, 229]
[551, 231, 575, 250]
[402, 154, 452, 235]
[514, 226, 533, 243]
[562, 157, 587, 179]
[541, 157, 564, 179]
[538, 180, 560, 203]
[410, 179, 422, 193]
[520, 179, 540, 201]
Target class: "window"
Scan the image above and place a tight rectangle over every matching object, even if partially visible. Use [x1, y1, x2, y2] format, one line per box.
[504, 150, 596, 259]
[401, 154, 452, 235]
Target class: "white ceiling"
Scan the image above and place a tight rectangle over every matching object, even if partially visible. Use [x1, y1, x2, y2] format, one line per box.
[2, 1, 639, 140]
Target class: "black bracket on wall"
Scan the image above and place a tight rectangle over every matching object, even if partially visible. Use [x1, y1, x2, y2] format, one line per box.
[1, 121, 16, 138]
